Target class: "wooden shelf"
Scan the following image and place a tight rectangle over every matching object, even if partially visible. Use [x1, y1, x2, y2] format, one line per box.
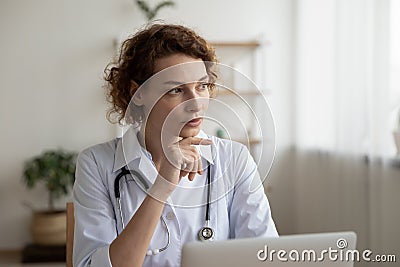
[210, 40, 269, 63]
[215, 89, 264, 97]
[206, 40, 270, 152]
[210, 41, 261, 48]
[210, 40, 271, 48]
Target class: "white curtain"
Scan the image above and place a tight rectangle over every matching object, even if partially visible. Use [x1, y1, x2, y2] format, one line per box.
[289, 0, 400, 259]
[390, 0, 400, 136]
[294, 0, 396, 158]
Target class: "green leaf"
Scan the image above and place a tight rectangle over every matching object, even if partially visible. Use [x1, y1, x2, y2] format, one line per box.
[135, 0, 175, 21]
[154, 1, 175, 14]
[22, 149, 77, 210]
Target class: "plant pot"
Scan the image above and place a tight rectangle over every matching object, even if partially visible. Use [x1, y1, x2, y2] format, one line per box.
[31, 210, 66, 245]
[394, 131, 400, 156]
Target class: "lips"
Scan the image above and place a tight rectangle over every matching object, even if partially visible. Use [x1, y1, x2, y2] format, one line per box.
[185, 118, 202, 127]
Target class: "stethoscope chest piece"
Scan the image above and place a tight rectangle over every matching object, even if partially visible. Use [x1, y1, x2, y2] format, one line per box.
[197, 164, 214, 242]
[198, 225, 214, 241]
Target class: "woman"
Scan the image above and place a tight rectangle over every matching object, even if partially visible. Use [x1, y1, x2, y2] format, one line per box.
[73, 23, 278, 267]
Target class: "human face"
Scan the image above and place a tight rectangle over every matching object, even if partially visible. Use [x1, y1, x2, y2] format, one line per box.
[141, 54, 210, 139]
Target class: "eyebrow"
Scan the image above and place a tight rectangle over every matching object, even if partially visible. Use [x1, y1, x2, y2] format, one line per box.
[163, 75, 209, 85]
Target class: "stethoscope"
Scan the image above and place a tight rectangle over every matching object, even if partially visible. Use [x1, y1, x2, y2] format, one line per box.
[113, 164, 214, 255]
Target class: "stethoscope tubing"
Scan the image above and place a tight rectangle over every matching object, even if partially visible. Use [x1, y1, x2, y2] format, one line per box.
[114, 163, 214, 253]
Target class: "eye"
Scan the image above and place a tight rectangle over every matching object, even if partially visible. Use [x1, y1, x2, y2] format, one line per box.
[167, 87, 183, 95]
[197, 82, 210, 91]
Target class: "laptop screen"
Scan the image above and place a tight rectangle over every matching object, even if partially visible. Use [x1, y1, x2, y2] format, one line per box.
[181, 232, 357, 267]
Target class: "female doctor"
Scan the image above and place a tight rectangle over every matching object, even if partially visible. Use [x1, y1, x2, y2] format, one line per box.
[73, 23, 278, 267]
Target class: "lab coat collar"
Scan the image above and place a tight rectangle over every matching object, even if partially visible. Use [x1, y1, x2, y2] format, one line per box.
[194, 130, 215, 165]
[113, 126, 141, 172]
[113, 126, 214, 173]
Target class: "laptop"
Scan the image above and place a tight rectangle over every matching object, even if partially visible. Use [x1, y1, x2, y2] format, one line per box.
[181, 232, 357, 267]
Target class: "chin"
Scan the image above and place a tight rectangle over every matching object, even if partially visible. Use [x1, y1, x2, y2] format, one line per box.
[179, 127, 201, 138]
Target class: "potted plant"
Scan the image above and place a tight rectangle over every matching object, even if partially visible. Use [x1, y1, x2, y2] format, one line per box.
[135, 0, 175, 21]
[23, 149, 77, 245]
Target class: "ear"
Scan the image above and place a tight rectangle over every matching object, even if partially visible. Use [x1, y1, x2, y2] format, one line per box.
[130, 81, 143, 106]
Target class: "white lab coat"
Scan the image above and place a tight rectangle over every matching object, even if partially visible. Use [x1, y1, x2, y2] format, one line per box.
[73, 127, 278, 267]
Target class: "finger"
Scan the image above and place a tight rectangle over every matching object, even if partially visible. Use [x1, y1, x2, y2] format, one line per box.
[189, 148, 202, 175]
[185, 157, 195, 173]
[198, 156, 203, 175]
[180, 161, 188, 171]
[188, 172, 196, 181]
[180, 153, 192, 176]
[182, 148, 198, 165]
[190, 157, 198, 181]
[180, 170, 189, 178]
[180, 137, 212, 146]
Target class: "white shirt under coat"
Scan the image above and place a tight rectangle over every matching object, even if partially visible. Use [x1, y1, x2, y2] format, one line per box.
[73, 127, 278, 267]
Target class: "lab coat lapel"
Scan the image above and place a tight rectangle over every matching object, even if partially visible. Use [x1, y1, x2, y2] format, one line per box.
[196, 130, 214, 165]
[137, 154, 158, 188]
[113, 126, 142, 172]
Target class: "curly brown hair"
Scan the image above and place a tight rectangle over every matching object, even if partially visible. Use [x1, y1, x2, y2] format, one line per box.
[104, 23, 218, 125]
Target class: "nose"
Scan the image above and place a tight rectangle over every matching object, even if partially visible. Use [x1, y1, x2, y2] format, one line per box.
[184, 86, 202, 113]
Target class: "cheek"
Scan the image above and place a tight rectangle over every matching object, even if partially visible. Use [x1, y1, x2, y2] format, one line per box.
[150, 100, 181, 121]
[203, 98, 210, 109]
